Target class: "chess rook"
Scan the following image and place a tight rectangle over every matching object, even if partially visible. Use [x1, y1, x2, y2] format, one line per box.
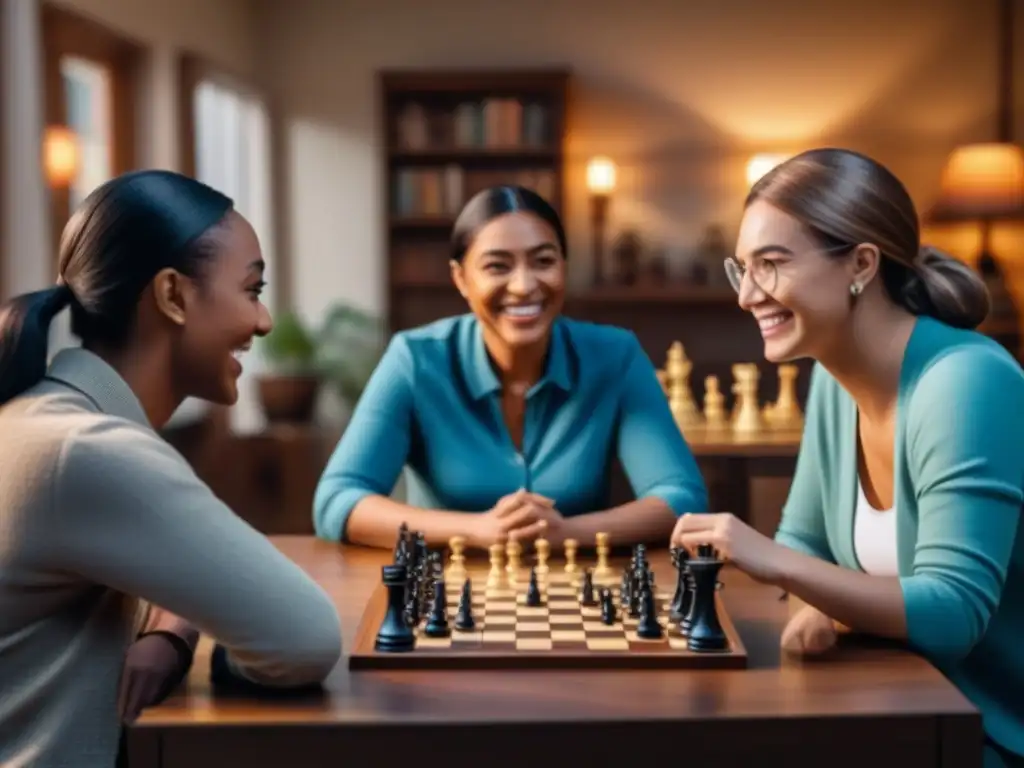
[685, 554, 728, 652]
[375, 564, 416, 652]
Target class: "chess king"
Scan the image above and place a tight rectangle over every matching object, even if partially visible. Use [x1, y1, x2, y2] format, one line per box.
[314, 185, 708, 552]
[672, 148, 1024, 766]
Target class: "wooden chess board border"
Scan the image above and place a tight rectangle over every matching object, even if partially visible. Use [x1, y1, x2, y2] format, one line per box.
[348, 569, 748, 671]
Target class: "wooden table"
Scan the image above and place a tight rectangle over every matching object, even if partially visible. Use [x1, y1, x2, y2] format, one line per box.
[126, 537, 983, 768]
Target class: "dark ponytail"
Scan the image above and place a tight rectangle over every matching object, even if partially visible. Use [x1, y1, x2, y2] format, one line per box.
[0, 285, 74, 405]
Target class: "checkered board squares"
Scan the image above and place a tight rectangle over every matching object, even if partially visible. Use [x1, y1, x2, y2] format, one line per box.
[350, 562, 748, 670]
[412, 571, 690, 653]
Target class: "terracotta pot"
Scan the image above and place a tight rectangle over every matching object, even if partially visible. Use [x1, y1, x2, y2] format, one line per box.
[257, 374, 321, 423]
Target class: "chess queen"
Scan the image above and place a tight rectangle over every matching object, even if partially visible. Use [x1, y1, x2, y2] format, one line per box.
[672, 148, 1024, 767]
[315, 186, 708, 552]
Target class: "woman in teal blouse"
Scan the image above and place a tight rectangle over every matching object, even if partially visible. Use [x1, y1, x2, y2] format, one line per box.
[315, 186, 707, 551]
[672, 149, 1023, 766]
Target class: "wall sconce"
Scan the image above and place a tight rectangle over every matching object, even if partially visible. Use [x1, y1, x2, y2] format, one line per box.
[586, 156, 616, 284]
[746, 153, 788, 188]
[43, 125, 80, 188]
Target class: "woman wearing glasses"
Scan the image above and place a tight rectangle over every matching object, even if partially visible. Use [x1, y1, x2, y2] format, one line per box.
[672, 148, 1024, 766]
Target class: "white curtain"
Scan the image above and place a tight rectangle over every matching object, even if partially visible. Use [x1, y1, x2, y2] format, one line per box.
[192, 79, 275, 435]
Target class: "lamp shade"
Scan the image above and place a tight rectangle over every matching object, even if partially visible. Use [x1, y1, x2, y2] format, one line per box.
[930, 142, 1024, 222]
[586, 157, 616, 195]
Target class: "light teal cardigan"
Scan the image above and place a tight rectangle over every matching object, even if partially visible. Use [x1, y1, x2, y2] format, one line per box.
[776, 316, 1024, 759]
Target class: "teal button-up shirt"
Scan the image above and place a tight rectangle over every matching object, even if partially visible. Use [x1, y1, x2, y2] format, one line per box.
[314, 314, 707, 541]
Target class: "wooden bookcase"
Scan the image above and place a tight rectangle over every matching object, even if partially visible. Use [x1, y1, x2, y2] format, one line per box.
[379, 68, 570, 333]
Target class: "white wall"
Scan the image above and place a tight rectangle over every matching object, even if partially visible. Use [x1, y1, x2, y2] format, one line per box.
[252, 0, 1024, 324]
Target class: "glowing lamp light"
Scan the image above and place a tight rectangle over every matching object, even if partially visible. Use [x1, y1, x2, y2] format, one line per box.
[932, 142, 1024, 221]
[586, 156, 616, 196]
[746, 153, 788, 187]
[43, 126, 80, 188]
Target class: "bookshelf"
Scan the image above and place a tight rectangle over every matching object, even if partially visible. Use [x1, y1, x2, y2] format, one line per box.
[379, 69, 570, 333]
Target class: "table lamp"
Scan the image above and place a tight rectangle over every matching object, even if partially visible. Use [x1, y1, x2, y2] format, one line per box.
[586, 156, 616, 284]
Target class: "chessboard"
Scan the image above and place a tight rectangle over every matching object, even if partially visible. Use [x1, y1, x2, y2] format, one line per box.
[349, 527, 747, 671]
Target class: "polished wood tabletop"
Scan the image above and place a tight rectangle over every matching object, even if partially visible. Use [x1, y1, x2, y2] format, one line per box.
[126, 536, 982, 768]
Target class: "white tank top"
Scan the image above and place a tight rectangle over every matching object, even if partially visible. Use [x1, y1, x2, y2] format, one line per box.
[853, 481, 899, 576]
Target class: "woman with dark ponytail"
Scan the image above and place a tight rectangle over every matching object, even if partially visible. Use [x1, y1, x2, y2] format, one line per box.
[670, 149, 1024, 766]
[0, 170, 341, 768]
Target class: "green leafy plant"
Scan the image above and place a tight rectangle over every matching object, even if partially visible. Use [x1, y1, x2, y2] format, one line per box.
[259, 303, 385, 407]
[314, 303, 386, 407]
[259, 310, 318, 375]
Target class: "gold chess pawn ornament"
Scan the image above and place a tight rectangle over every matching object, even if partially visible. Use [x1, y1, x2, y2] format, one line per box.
[703, 375, 728, 429]
[534, 538, 550, 575]
[505, 539, 522, 583]
[731, 363, 764, 434]
[446, 536, 466, 583]
[767, 364, 803, 431]
[487, 543, 504, 587]
[594, 531, 612, 580]
[563, 539, 578, 576]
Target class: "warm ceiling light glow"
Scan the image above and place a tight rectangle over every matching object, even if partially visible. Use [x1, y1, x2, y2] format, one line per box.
[586, 156, 616, 195]
[931, 142, 1024, 221]
[746, 153, 788, 187]
[43, 126, 80, 188]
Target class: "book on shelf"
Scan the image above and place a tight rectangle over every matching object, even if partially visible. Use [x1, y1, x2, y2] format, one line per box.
[392, 166, 556, 219]
[395, 97, 552, 151]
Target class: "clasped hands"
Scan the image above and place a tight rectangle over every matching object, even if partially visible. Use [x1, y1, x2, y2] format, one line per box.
[466, 488, 568, 549]
[670, 511, 839, 656]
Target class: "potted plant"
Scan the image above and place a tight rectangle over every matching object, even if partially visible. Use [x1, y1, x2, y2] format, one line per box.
[256, 310, 322, 423]
[255, 303, 386, 425]
[315, 303, 385, 412]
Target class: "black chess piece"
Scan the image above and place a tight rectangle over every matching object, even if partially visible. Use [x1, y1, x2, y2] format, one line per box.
[375, 564, 416, 652]
[669, 547, 692, 622]
[635, 581, 663, 640]
[619, 569, 632, 609]
[526, 567, 543, 607]
[423, 580, 451, 638]
[599, 587, 617, 625]
[686, 555, 728, 652]
[393, 522, 410, 563]
[454, 578, 475, 631]
[580, 568, 597, 606]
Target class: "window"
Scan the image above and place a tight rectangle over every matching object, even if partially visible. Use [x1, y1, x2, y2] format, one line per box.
[182, 59, 276, 434]
[60, 55, 114, 210]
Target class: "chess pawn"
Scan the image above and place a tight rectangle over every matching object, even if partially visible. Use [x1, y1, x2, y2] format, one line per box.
[423, 580, 451, 638]
[770, 364, 803, 431]
[599, 587, 617, 625]
[505, 539, 522, 583]
[446, 535, 466, 583]
[454, 578, 475, 631]
[487, 543, 504, 587]
[703, 375, 728, 430]
[580, 568, 597, 606]
[594, 531, 612, 580]
[563, 539, 578, 576]
[635, 582, 663, 640]
[731, 363, 764, 434]
[534, 538, 550, 576]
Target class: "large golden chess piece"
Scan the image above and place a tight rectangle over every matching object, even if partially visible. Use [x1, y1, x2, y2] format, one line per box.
[665, 342, 703, 431]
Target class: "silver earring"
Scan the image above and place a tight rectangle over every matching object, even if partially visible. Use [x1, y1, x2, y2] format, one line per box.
[850, 283, 862, 296]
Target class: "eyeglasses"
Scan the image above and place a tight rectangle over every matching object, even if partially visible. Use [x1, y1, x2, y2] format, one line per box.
[723, 256, 777, 295]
